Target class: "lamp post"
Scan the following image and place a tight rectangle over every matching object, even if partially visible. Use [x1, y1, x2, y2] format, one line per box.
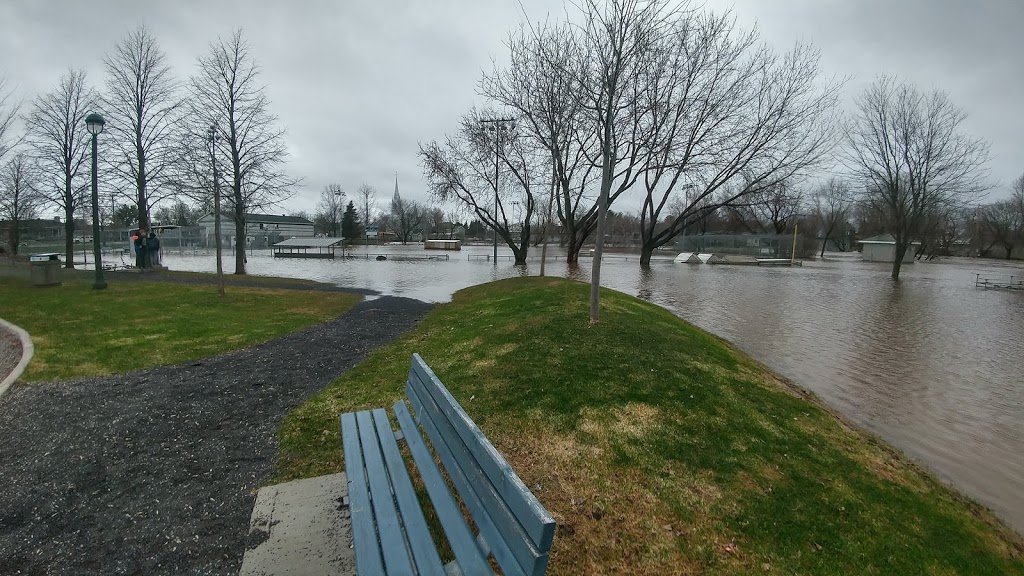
[208, 125, 225, 296]
[342, 187, 350, 256]
[85, 112, 107, 290]
[479, 117, 515, 265]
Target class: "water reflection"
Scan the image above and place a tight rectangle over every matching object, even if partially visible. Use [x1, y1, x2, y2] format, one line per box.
[162, 244, 1024, 533]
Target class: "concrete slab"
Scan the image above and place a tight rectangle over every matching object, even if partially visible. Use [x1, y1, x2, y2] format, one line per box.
[240, 473, 355, 576]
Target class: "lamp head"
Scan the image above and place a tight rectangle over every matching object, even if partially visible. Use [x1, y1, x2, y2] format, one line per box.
[85, 112, 105, 135]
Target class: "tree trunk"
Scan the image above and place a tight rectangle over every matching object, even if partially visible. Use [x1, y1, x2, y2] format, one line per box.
[64, 206, 75, 269]
[9, 218, 20, 256]
[513, 222, 531, 265]
[820, 229, 831, 258]
[234, 217, 246, 274]
[539, 241, 547, 276]
[565, 229, 585, 263]
[137, 153, 148, 231]
[639, 246, 654, 267]
[890, 241, 906, 280]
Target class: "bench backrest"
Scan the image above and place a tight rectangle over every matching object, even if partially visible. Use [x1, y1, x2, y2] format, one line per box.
[405, 353, 556, 576]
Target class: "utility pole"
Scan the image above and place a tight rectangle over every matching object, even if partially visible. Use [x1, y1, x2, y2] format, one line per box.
[479, 117, 515, 265]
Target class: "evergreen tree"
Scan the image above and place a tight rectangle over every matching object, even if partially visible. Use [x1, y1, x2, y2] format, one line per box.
[342, 200, 362, 241]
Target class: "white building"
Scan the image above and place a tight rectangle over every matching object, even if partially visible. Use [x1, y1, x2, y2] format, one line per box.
[858, 234, 920, 263]
[197, 213, 315, 248]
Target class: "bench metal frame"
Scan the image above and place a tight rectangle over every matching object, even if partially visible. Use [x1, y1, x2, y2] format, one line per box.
[341, 353, 556, 575]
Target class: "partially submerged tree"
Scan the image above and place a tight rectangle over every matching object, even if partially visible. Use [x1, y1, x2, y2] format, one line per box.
[103, 25, 181, 232]
[1, 153, 41, 255]
[26, 68, 94, 267]
[845, 76, 989, 279]
[634, 11, 840, 266]
[419, 109, 538, 263]
[191, 30, 294, 274]
[481, 21, 600, 264]
[978, 197, 1023, 259]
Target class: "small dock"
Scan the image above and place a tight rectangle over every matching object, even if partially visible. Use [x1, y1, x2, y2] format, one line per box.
[755, 258, 803, 267]
[348, 253, 450, 261]
[975, 273, 1023, 291]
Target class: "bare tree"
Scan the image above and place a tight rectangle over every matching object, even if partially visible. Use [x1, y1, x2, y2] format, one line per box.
[750, 182, 805, 235]
[357, 183, 378, 242]
[845, 76, 990, 279]
[313, 183, 345, 236]
[2, 153, 41, 255]
[103, 25, 182, 233]
[978, 197, 1023, 259]
[152, 198, 201, 226]
[575, 0, 688, 322]
[634, 10, 840, 266]
[813, 179, 852, 257]
[419, 109, 538, 263]
[0, 76, 21, 165]
[191, 30, 295, 274]
[26, 69, 94, 267]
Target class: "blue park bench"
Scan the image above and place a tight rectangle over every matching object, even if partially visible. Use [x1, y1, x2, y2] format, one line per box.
[340, 354, 557, 575]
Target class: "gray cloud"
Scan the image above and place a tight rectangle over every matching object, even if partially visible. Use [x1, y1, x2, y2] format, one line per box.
[2, 0, 1020, 217]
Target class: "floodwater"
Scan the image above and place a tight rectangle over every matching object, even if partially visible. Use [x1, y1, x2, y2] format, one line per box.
[162, 244, 1024, 533]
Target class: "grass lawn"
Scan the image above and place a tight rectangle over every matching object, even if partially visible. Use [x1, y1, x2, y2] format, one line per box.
[0, 276, 361, 382]
[277, 277, 1023, 575]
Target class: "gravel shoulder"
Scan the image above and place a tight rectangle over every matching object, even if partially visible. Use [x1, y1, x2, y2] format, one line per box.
[0, 295, 432, 575]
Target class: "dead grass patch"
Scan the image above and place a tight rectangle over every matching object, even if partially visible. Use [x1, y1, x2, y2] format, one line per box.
[487, 415, 719, 575]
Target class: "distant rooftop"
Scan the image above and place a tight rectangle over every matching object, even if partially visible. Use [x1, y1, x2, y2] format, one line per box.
[272, 237, 343, 248]
[201, 213, 314, 225]
[858, 234, 921, 245]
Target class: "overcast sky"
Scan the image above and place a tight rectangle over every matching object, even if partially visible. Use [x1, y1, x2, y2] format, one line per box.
[2, 0, 1022, 218]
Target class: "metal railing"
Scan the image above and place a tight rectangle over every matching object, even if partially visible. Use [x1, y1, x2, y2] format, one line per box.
[975, 274, 1024, 290]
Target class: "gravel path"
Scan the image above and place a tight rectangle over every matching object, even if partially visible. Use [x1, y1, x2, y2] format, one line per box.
[0, 296, 432, 575]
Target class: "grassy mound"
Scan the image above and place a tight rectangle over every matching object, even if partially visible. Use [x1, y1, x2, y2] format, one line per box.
[277, 277, 1023, 575]
[0, 276, 361, 381]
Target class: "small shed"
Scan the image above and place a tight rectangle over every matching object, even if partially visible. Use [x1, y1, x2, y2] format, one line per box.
[272, 237, 343, 259]
[858, 234, 919, 263]
[673, 252, 700, 263]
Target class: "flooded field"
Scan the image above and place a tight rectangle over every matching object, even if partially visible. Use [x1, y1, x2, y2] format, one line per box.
[163, 244, 1024, 533]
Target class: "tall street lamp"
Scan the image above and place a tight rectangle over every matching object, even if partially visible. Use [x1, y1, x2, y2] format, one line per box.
[85, 112, 107, 290]
[479, 117, 515, 265]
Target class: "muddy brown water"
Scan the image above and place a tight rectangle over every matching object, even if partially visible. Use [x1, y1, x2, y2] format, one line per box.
[160, 245, 1024, 534]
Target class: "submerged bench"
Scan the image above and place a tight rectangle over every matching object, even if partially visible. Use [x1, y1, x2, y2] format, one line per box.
[340, 353, 556, 575]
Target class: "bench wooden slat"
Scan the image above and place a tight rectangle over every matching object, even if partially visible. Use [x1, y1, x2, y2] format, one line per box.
[406, 384, 546, 576]
[369, 409, 446, 576]
[355, 410, 416, 575]
[393, 399, 493, 576]
[340, 412, 385, 576]
[409, 355, 556, 551]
